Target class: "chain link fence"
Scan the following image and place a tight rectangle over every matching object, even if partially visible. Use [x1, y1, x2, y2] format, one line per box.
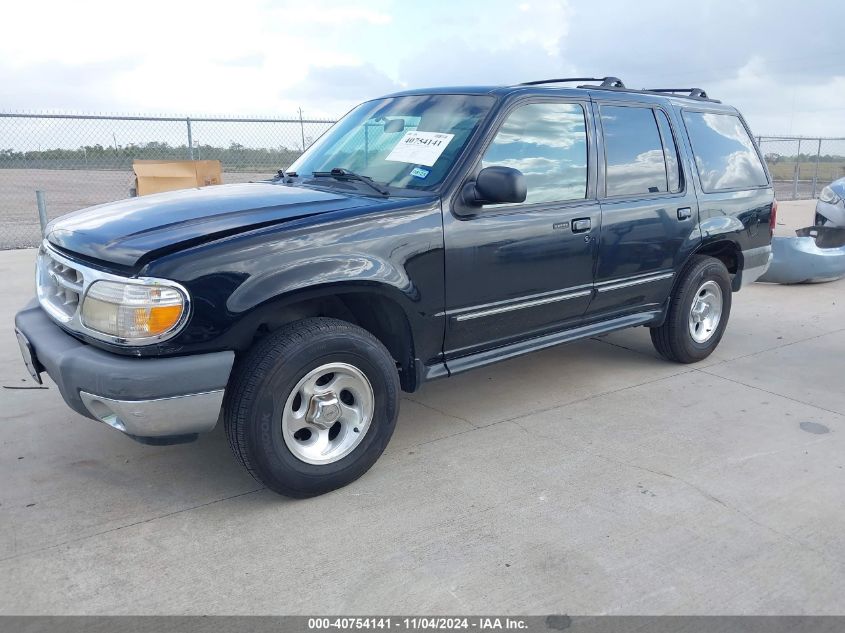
[755, 135, 845, 203]
[0, 113, 335, 249]
[1, 112, 844, 250]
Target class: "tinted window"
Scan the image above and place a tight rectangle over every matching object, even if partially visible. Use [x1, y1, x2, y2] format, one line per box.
[682, 111, 768, 192]
[482, 102, 587, 204]
[655, 109, 681, 193]
[601, 105, 667, 196]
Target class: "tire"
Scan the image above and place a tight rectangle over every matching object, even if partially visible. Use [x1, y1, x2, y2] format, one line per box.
[223, 317, 400, 497]
[650, 255, 732, 364]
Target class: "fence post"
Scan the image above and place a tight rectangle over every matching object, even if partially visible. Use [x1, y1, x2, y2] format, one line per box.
[812, 138, 822, 198]
[35, 190, 48, 235]
[186, 117, 194, 160]
[298, 107, 306, 152]
[792, 138, 802, 200]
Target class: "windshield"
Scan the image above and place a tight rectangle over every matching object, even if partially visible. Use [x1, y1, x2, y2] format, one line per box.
[289, 94, 495, 191]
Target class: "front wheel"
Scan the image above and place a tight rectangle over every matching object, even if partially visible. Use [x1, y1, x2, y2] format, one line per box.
[650, 255, 732, 363]
[223, 317, 400, 497]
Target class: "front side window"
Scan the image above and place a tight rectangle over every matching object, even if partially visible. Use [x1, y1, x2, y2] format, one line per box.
[682, 111, 768, 192]
[289, 94, 495, 191]
[481, 102, 588, 205]
[601, 105, 669, 197]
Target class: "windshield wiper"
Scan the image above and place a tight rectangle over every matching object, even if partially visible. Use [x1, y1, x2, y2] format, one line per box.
[311, 167, 390, 196]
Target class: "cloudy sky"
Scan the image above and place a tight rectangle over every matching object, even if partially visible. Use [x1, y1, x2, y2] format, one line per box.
[1, 0, 843, 136]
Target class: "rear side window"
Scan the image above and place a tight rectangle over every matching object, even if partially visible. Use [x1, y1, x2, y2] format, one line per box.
[682, 111, 768, 192]
[601, 105, 669, 197]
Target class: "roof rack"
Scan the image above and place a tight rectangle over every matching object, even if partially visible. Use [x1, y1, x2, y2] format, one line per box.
[519, 76, 625, 88]
[644, 88, 710, 100]
[516, 78, 720, 103]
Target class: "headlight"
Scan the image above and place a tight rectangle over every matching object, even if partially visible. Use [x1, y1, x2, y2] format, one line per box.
[819, 185, 842, 204]
[81, 280, 187, 341]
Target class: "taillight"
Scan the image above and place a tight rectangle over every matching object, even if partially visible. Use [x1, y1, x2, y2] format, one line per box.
[769, 199, 778, 236]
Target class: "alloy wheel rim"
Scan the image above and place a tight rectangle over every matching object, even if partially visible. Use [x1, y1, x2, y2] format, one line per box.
[281, 362, 374, 465]
[688, 280, 723, 344]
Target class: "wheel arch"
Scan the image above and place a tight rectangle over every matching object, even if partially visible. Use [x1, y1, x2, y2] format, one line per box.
[692, 238, 743, 291]
[654, 241, 742, 327]
[229, 282, 420, 392]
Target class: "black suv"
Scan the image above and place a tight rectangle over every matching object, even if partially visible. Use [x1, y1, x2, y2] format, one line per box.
[15, 77, 775, 497]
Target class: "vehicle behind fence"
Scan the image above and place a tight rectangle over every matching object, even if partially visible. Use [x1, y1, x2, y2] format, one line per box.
[1, 112, 844, 249]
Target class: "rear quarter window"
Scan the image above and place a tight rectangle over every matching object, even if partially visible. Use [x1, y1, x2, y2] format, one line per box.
[682, 111, 768, 192]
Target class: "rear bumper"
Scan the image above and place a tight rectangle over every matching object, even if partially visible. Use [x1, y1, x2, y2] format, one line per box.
[735, 244, 773, 288]
[757, 233, 845, 284]
[14, 299, 234, 440]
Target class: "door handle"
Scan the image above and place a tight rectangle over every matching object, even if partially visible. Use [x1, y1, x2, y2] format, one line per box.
[572, 218, 591, 233]
[677, 207, 692, 221]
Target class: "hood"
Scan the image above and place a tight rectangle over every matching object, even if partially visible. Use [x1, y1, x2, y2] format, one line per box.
[46, 182, 380, 268]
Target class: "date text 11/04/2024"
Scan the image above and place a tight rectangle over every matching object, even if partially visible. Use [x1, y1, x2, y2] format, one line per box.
[307, 617, 530, 629]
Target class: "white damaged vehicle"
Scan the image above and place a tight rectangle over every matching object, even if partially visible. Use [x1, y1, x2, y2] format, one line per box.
[758, 177, 845, 284]
[816, 177, 845, 227]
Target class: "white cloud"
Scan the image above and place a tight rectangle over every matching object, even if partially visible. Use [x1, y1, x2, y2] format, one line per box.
[0, 0, 844, 137]
[0, 0, 394, 116]
[709, 151, 766, 191]
[493, 106, 585, 148]
[606, 149, 667, 196]
[493, 156, 563, 175]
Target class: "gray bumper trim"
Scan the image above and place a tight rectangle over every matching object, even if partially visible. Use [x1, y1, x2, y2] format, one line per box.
[14, 299, 234, 438]
[80, 390, 225, 437]
[737, 245, 773, 288]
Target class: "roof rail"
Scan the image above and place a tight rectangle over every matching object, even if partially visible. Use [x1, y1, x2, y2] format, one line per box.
[519, 76, 625, 88]
[644, 88, 710, 100]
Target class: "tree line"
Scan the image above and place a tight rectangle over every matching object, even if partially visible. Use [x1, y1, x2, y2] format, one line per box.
[0, 141, 305, 172]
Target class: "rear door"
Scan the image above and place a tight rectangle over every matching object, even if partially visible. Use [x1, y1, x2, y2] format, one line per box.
[442, 98, 600, 359]
[586, 100, 701, 319]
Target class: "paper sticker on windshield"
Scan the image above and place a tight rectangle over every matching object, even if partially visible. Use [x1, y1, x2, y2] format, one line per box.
[386, 131, 454, 167]
[410, 167, 430, 179]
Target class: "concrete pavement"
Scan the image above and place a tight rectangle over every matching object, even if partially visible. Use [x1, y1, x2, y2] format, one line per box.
[1, 211, 843, 614]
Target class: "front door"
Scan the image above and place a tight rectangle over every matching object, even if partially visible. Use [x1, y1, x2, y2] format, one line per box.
[443, 99, 600, 360]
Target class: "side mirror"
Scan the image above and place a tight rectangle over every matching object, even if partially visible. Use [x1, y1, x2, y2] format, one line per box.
[383, 118, 405, 133]
[462, 166, 527, 206]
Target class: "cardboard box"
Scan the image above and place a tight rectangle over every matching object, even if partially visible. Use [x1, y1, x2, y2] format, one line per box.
[133, 160, 223, 196]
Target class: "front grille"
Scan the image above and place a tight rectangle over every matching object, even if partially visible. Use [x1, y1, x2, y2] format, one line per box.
[34, 241, 190, 346]
[36, 246, 85, 322]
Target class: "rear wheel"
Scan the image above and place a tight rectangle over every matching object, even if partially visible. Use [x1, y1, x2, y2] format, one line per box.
[224, 317, 400, 497]
[650, 256, 732, 363]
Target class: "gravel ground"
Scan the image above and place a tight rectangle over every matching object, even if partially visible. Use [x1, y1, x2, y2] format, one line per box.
[0, 169, 277, 249]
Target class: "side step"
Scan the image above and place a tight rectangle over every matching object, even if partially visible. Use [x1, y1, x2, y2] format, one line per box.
[445, 310, 662, 376]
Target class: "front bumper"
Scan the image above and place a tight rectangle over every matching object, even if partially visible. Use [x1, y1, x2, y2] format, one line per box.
[14, 299, 235, 441]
